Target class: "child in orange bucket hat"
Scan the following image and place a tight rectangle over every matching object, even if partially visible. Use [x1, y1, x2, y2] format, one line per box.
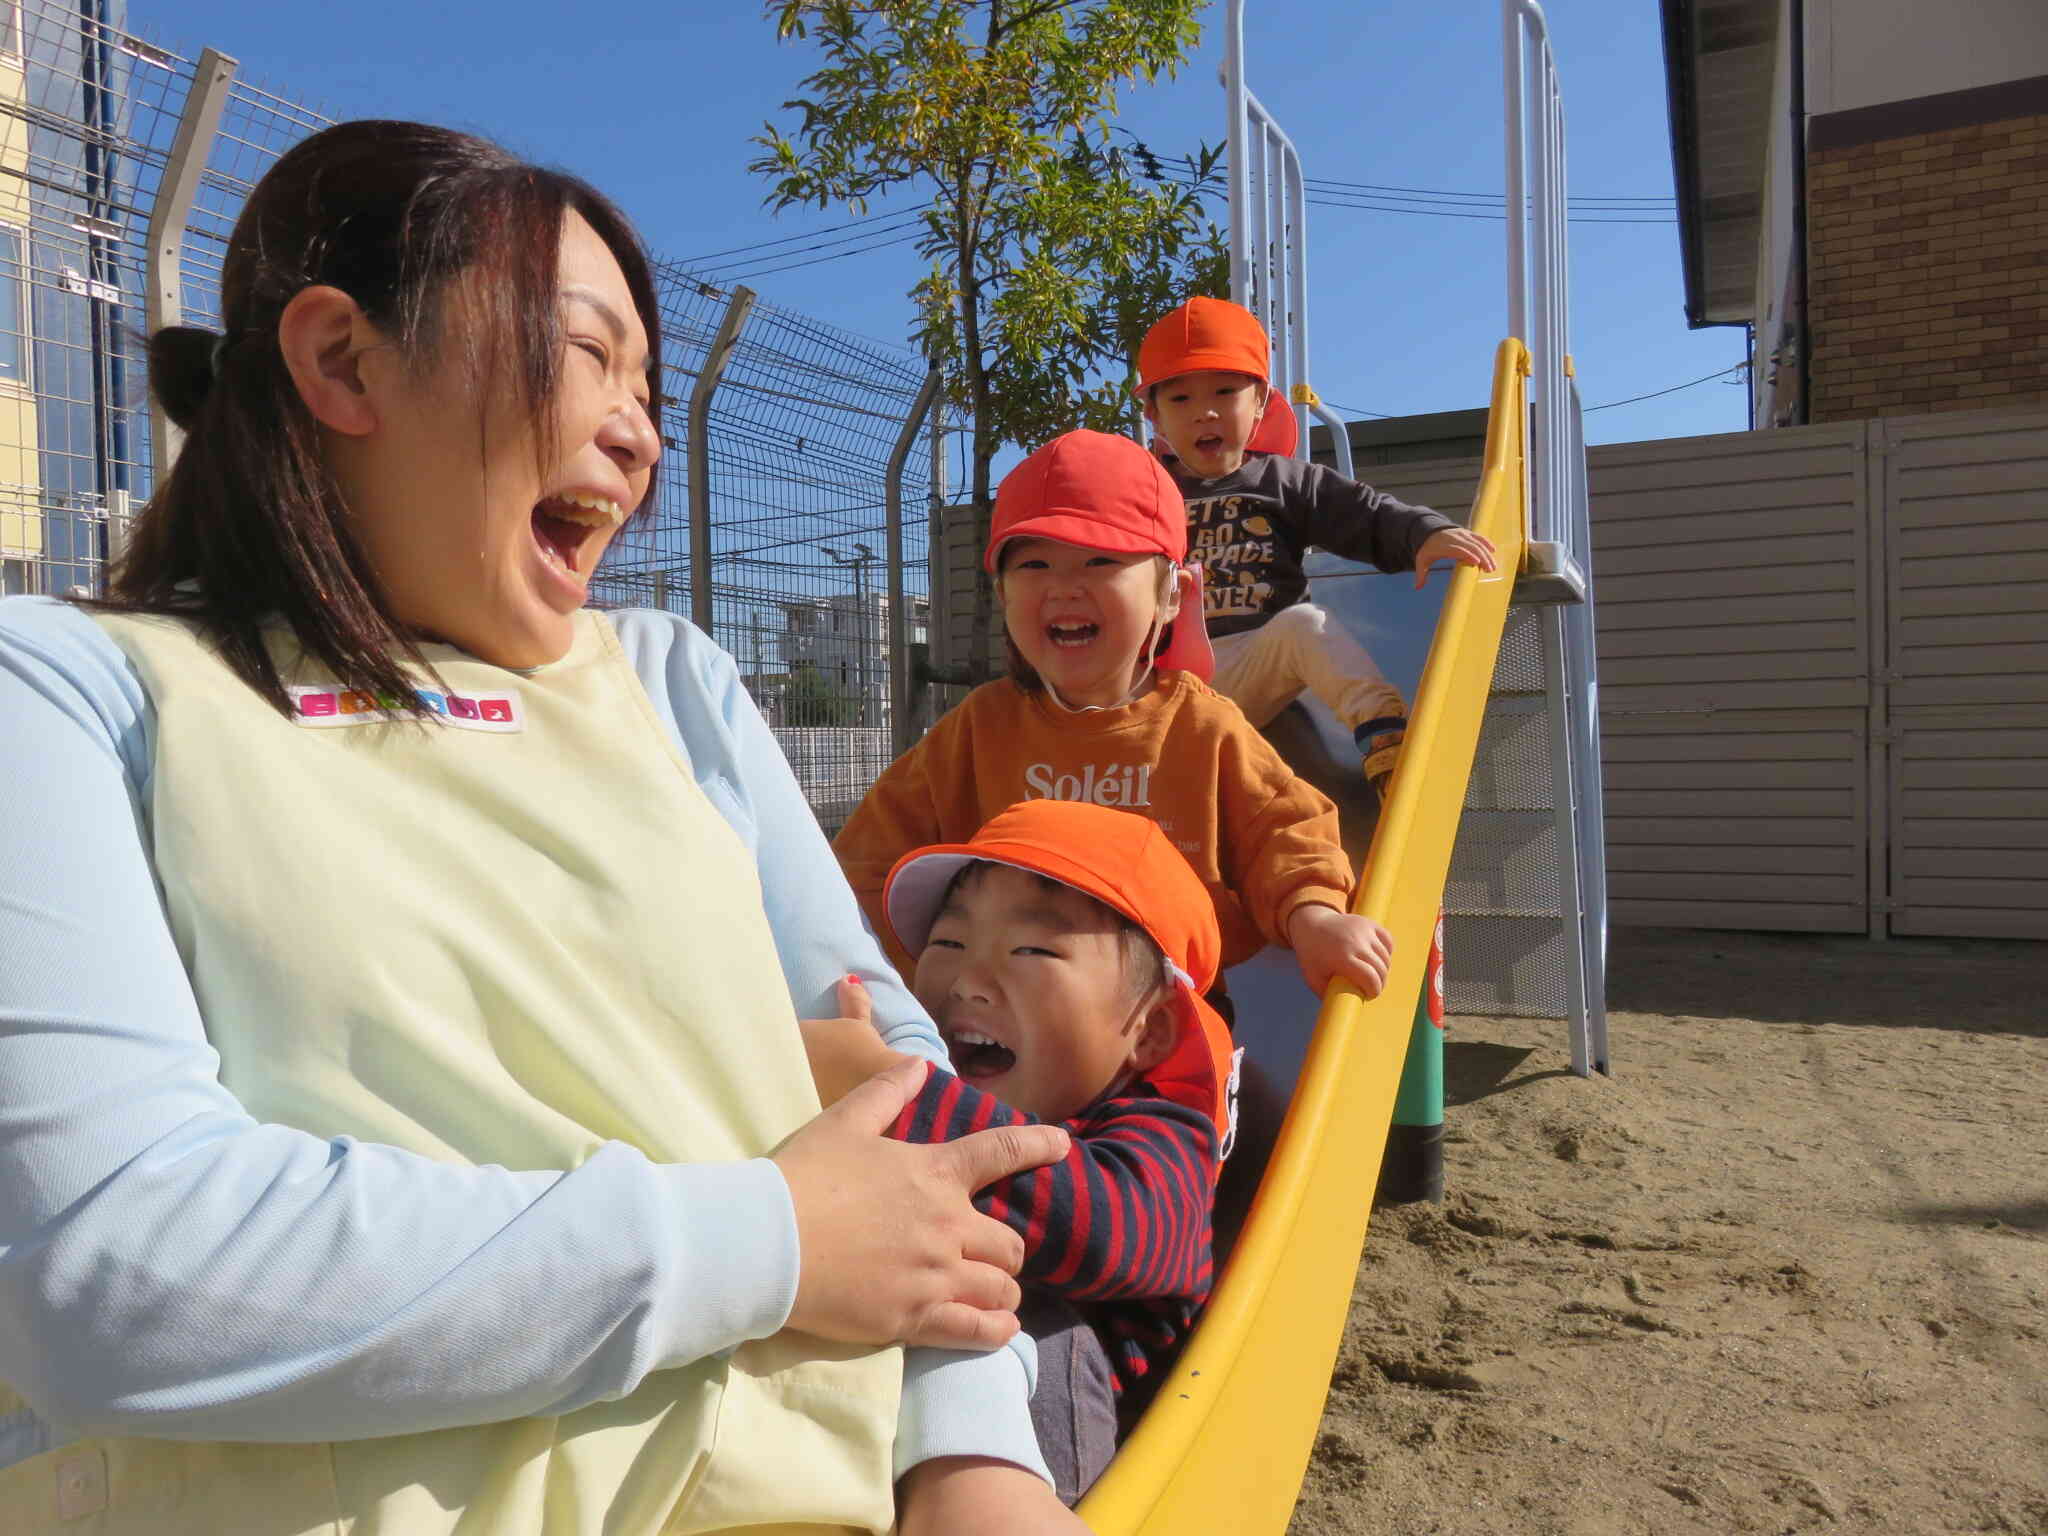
[833, 428, 1394, 1007]
[1137, 295, 1499, 792]
[803, 798, 1240, 1503]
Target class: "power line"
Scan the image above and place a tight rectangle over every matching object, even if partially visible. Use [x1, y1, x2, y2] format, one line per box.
[702, 217, 930, 281]
[712, 227, 928, 282]
[1316, 367, 1745, 430]
[1309, 188, 1669, 224]
[1151, 167, 1673, 224]
[1585, 363, 1747, 411]
[1305, 174, 1671, 208]
[677, 203, 933, 267]
[674, 167, 1671, 286]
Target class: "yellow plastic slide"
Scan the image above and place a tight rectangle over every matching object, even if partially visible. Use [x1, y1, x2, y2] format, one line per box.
[1077, 339, 1533, 1534]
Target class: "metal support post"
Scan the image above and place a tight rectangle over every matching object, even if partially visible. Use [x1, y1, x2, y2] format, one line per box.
[1504, 0, 1608, 1075]
[1223, 0, 1249, 305]
[687, 285, 754, 635]
[144, 46, 237, 476]
[1563, 383, 1609, 1073]
[887, 365, 943, 758]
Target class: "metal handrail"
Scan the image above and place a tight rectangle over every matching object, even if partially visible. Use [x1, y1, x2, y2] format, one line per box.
[1223, 0, 1353, 478]
[1505, 0, 1608, 1075]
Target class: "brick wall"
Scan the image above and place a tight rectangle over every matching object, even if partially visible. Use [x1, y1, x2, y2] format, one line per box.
[1806, 114, 2047, 422]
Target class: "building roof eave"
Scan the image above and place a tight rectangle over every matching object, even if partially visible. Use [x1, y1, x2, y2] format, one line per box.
[1661, 0, 1713, 328]
[1661, 0, 1780, 329]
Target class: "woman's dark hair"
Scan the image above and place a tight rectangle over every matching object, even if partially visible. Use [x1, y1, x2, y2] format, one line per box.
[95, 120, 663, 715]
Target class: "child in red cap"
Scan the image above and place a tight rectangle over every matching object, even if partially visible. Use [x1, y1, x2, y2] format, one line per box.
[1136, 295, 1499, 791]
[834, 427, 1394, 1006]
[804, 799, 1240, 1504]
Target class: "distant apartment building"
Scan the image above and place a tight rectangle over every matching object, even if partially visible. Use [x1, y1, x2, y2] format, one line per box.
[1664, 0, 2048, 425]
[777, 589, 930, 724]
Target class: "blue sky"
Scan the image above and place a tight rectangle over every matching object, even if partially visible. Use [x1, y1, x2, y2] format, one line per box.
[143, 0, 1752, 448]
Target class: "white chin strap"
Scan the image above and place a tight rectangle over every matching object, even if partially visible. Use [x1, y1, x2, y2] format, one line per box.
[1002, 556, 1178, 715]
[1040, 610, 1168, 714]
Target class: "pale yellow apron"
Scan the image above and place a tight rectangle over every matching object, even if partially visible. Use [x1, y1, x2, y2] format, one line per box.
[0, 610, 899, 1535]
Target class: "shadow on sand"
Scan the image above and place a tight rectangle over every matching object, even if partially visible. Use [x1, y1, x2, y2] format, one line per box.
[1605, 927, 2048, 1038]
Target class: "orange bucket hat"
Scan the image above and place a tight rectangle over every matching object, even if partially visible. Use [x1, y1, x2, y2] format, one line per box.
[1135, 295, 1271, 394]
[884, 800, 1240, 1156]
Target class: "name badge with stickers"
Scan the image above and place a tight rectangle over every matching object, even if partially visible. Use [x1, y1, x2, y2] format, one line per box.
[289, 684, 525, 732]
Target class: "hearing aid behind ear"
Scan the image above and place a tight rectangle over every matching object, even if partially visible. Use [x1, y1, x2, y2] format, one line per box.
[1154, 563, 1215, 681]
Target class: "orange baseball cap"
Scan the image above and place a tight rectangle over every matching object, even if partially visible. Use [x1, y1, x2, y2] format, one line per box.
[984, 429, 1187, 573]
[1135, 295, 1271, 393]
[885, 800, 1240, 1151]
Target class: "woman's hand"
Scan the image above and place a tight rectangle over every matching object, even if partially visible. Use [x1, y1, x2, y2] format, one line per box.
[801, 975, 913, 1106]
[1414, 526, 1499, 588]
[898, 1457, 1091, 1536]
[772, 1057, 1068, 1352]
[1285, 901, 1394, 999]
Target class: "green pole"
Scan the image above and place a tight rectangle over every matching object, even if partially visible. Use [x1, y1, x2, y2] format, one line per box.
[1377, 912, 1445, 1205]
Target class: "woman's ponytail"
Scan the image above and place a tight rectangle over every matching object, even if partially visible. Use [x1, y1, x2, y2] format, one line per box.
[144, 324, 223, 435]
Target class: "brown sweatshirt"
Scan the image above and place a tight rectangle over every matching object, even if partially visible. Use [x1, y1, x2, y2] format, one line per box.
[834, 671, 1352, 973]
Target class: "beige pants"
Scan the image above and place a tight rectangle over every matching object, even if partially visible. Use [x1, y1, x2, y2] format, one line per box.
[1209, 603, 1406, 738]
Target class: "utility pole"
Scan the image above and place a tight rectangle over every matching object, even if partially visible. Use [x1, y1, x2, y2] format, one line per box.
[821, 541, 879, 726]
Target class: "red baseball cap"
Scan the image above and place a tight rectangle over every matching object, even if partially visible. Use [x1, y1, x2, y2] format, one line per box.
[985, 429, 1188, 573]
[1135, 296, 1271, 393]
[885, 800, 1239, 1151]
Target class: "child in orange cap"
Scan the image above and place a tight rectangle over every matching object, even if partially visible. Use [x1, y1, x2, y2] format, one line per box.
[803, 799, 1239, 1504]
[833, 427, 1394, 1007]
[1137, 295, 1499, 792]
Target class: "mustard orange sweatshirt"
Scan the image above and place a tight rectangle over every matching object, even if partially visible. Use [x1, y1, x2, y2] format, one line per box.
[834, 672, 1352, 973]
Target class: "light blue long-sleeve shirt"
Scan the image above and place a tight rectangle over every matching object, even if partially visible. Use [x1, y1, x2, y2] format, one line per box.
[0, 596, 1041, 1483]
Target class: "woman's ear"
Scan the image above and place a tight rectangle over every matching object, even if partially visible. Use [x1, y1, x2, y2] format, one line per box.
[277, 285, 383, 438]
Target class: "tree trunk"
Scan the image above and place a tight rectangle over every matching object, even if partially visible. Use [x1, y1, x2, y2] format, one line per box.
[959, 171, 997, 684]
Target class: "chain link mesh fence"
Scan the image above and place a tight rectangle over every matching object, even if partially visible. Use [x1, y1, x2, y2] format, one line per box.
[592, 268, 938, 831]
[2, 4, 939, 826]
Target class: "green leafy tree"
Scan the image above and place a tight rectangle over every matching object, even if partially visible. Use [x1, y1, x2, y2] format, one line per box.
[752, 0, 1228, 677]
[784, 661, 865, 726]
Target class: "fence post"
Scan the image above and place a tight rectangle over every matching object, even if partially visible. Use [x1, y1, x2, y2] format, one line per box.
[887, 365, 943, 758]
[144, 46, 237, 477]
[688, 285, 754, 635]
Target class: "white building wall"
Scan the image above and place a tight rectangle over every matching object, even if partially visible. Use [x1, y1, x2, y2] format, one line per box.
[1805, 0, 2048, 117]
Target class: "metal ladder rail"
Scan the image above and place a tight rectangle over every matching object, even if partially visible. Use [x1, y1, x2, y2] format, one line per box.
[1223, 0, 1355, 480]
[1504, 0, 1609, 1075]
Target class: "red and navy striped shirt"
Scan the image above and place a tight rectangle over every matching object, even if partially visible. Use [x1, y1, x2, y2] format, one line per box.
[893, 1061, 1218, 1400]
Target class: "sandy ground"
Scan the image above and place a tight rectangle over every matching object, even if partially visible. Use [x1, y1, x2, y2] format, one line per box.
[1289, 927, 2048, 1536]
